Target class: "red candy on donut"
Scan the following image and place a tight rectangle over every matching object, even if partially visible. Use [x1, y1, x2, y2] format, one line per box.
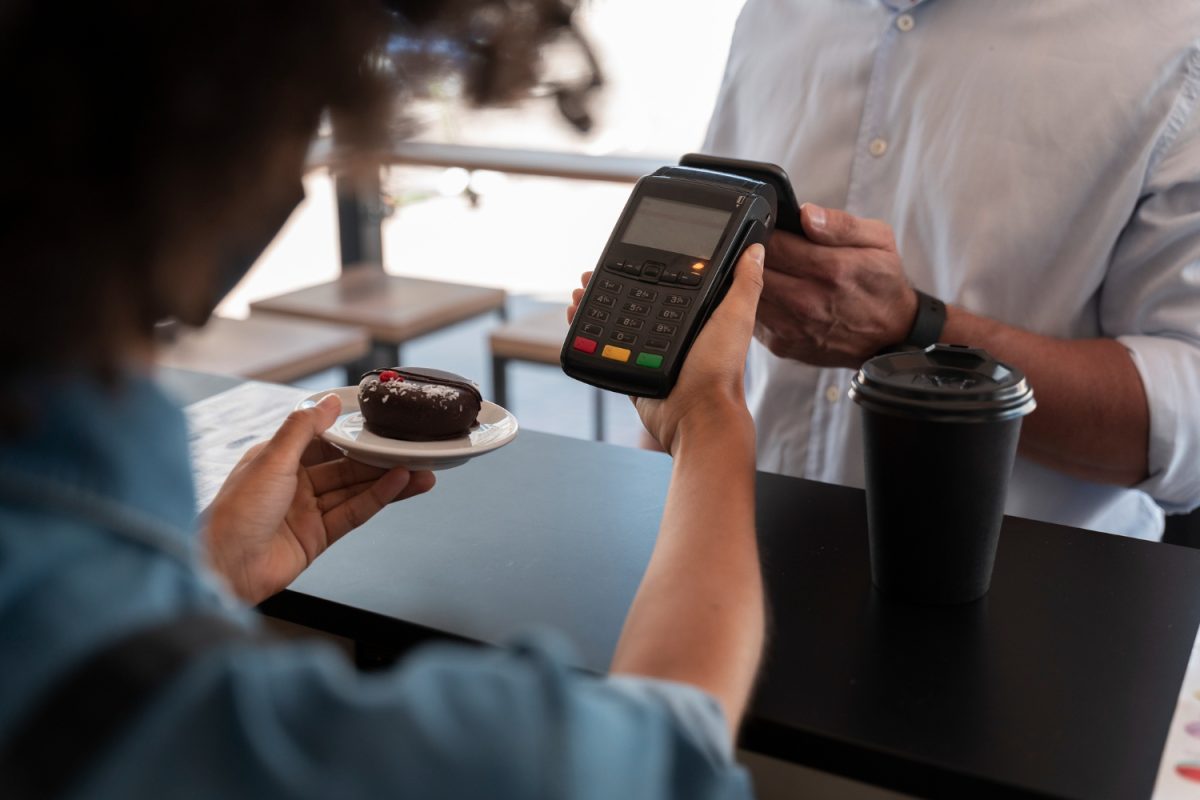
[378, 370, 401, 383]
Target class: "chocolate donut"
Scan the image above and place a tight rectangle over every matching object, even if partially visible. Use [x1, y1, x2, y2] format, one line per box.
[357, 367, 483, 441]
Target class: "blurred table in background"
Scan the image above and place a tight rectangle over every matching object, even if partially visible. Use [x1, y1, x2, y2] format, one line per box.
[251, 265, 506, 381]
[488, 306, 605, 440]
[156, 314, 368, 384]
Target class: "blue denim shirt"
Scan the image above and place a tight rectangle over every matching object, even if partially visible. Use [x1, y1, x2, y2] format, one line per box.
[0, 375, 750, 799]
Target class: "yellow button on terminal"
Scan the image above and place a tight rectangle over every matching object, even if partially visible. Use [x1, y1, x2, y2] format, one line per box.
[601, 345, 631, 363]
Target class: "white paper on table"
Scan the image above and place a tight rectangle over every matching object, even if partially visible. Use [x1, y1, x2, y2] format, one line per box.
[185, 381, 311, 512]
[1153, 621, 1200, 797]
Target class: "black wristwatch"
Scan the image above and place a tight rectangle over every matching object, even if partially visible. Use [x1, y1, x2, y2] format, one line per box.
[903, 289, 946, 349]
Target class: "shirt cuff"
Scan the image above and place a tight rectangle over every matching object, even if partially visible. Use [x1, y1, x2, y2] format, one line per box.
[1118, 334, 1200, 512]
[604, 675, 735, 765]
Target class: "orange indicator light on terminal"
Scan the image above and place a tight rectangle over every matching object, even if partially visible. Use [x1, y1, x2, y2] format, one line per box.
[691, 261, 705, 272]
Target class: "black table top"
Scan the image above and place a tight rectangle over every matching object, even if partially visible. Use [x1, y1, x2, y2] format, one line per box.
[167, 368, 1200, 800]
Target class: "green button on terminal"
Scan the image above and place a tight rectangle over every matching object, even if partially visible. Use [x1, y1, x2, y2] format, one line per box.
[636, 352, 663, 369]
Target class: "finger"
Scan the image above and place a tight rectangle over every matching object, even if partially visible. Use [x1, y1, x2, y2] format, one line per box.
[321, 468, 414, 541]
[229, 440, 269, 471]
[319, 468, 434, 513]
[756, 289, 807, 336]
[259, 393, 341, 469]
[705, 244, 765, 338]
[761, 264, 827, 312]
[754, 292, 817, 360]
[567, 288, 585, 324]
[768, 230, 864, 289]
[398, 470, 436, 501]
[801, 203, 894, 250]
[300, 436, 344, 467]
[763, 271, 835, 337]
[765, 231, 843, 283]
[307, 456, 389, 496]
[580, 270, 593, 288]
[765, 228, 795, 265]
[752, 313, 789, 358]
[317, 479, 385, 513]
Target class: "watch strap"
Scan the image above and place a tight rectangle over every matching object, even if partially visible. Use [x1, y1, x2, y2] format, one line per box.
[905, 289, 946, 349]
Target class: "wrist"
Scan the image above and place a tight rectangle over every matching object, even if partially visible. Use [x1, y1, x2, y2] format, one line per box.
[940, 302, 984, 343]
[670, 400, 755, 460]
[201, 517, 255, 602]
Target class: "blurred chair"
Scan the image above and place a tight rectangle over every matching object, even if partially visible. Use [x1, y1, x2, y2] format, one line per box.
[156, 314, 369, 383]
[250, 264, 507, 382]
[489, 306, 605, 441]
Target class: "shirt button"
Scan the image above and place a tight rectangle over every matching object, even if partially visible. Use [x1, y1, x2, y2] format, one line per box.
[825, 385, 841, 404]
[896, 14, 915, 32]
[869, 137, 888, 157]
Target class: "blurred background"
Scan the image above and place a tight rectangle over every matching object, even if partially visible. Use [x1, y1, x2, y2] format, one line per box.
[197, 0, 744, 447]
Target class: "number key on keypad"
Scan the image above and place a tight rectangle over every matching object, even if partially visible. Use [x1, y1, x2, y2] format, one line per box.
[659, 308, 684, 322]
[594, 293, 615, 307]
[665, 294, 691, 307]
[610, 330, 638, 345]
[586, 308, 610, 322]
[629, 287, 658, 301]
[582, 323, 603, 336]
[617, 316, 644, 330]
[622, 302, 649, 315]
[654, 323, 678, 336]
[599, 279, 622, 292]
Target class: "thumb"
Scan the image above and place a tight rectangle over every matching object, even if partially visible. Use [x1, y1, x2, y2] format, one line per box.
[260, 393, 341, 468]
[801, 202, 893, 249]
[800, 202, 845, 245]
[704, 243, 765, 341]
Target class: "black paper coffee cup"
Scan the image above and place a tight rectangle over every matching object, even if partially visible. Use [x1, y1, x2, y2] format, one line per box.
[849, 344, 1036, 604]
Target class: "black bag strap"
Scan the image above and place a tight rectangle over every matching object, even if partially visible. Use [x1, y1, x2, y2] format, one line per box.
[0, 613, 255, 799]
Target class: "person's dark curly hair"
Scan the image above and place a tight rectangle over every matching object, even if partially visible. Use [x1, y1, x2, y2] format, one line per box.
[0, 0, 565, 433]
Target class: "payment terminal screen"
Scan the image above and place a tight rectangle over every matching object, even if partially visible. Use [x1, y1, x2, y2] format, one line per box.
[620, 197, 731, 260]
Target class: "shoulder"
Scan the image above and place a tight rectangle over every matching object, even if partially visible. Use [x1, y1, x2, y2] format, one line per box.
[0, 505, 233, 738]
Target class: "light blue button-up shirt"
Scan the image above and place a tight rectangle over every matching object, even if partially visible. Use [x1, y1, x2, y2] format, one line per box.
[0, 375, 748, 798]
[704, 0, 1200, 539]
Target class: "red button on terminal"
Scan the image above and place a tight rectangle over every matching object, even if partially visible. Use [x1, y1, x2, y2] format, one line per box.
[572, 335, 598, 355]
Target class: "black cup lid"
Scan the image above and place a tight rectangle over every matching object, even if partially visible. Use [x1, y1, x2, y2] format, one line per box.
[849, 344, 1036, 422]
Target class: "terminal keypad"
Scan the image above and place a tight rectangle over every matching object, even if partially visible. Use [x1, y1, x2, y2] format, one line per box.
[575, 260, 709, 368]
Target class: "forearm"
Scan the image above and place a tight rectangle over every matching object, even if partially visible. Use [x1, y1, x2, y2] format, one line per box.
[610, 408, 764, 735]
[942, 305, 1150, 486]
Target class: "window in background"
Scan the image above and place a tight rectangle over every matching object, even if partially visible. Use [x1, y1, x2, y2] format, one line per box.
[218, 0, 744, 315]
[382, 0, 744, 297]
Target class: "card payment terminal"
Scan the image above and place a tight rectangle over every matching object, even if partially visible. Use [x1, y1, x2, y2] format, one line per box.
[560, 156, 792, 398]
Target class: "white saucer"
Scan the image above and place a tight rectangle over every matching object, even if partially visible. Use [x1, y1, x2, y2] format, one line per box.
[296, 386, 519, 470]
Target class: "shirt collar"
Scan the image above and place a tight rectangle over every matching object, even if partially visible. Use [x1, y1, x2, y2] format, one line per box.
[0, 371, 197, 537]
